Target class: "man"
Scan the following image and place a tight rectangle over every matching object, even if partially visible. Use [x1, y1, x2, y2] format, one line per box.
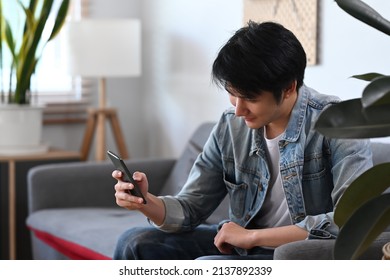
[112, 21, 372, 260]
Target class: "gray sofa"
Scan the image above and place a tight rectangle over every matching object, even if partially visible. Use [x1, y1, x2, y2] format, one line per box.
[26, 122, 228, 259]
[27, 122, 390, 259]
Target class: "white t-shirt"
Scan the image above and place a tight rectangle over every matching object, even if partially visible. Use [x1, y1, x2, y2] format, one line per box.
[249, 131, 292, 229]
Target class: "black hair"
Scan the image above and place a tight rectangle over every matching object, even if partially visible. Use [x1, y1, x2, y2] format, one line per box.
[212, 21, 307, 103]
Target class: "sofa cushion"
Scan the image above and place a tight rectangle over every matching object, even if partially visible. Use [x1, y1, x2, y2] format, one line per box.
[159, 122, 229, 224]
[371, 141, 390, 165]
[26, 207, 150, 259]
[160, 122, 216, 196]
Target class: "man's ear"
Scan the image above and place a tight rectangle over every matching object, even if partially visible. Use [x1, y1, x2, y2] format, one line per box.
[283, 80, 297, 98]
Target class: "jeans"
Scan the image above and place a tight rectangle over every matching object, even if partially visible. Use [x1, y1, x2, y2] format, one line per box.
[113, 225, 274, 260]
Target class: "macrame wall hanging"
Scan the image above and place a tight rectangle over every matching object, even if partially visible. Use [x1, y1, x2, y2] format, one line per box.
[243, 0, 319, 65]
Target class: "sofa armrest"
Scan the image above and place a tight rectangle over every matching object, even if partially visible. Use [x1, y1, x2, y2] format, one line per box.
[28, 158, 176, 213]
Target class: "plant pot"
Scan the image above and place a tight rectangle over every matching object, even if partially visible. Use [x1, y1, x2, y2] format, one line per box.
[0, 104, 48, 155]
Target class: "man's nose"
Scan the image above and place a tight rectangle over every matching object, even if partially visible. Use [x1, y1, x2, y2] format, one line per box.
[235, 98, 247, 116]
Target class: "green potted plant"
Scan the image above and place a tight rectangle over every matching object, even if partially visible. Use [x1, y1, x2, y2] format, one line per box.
[0, 0, 69, 153]
[315, 0, 390, 259]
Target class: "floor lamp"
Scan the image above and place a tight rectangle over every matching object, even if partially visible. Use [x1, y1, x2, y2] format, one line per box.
[66, 19, 141, 161]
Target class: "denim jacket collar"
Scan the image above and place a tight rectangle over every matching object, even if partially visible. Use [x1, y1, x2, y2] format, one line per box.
[250, 84, 309, 156]
[284, 85, 309, 142]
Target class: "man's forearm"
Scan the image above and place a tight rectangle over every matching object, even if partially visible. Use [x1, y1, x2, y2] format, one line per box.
[251, 225, 308, 248]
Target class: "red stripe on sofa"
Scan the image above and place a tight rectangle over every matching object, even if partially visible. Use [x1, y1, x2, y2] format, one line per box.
[29, 227, 111, 260]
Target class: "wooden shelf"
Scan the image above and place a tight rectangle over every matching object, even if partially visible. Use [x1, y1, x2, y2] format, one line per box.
[0, 149, 80, 259]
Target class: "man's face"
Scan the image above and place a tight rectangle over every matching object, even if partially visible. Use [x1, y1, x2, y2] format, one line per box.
[226, 87, 287, 130]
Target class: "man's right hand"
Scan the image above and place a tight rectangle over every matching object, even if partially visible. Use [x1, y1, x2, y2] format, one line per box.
[112, 170, 149, 210]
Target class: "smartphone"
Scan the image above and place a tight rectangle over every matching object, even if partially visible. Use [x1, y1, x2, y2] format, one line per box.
[107, 150, 147, 204]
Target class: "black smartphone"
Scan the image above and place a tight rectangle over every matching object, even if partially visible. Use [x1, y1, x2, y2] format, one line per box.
[107, 150, 147, 204]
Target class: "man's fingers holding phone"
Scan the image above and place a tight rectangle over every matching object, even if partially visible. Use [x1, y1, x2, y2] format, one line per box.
[112, 170, 148, 207]
[108, 150, 147, 204]
[114, 181, 144, 209]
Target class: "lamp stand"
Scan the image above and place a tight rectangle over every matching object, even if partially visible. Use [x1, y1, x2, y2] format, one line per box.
[80, 77, 129, 161]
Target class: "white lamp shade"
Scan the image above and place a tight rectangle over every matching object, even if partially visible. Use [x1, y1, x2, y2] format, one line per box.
[65, 19, 141, 77]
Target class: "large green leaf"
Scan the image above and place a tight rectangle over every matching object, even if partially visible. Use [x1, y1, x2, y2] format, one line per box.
[352, 72, 385, 82]
[1, 0, 69, 104]
[27, 0, 38, 15]
[21, 0, 38, 38]
[334, 163, 390, 227]
[15, 0, 55, 104]
[4, 19, 16, 66]
[334, 193, 390, 259]
[361, 76, 390, 108]
[18, 1, 35, 59]
[335, 0, 390, 36]
[314, 98, 390, 138]
[48, 0, 69, 41]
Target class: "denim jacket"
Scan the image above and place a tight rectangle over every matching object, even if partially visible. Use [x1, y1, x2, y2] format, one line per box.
[157, 85, 373, 239]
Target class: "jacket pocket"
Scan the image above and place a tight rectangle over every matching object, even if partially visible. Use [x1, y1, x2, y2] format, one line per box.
[223, 176, 247, 218]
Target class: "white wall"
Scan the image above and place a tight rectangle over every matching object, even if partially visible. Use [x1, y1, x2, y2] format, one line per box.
[140, 0, 241, 157]
[306, 0, 390, 100]
[42, 0, 390, 159]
